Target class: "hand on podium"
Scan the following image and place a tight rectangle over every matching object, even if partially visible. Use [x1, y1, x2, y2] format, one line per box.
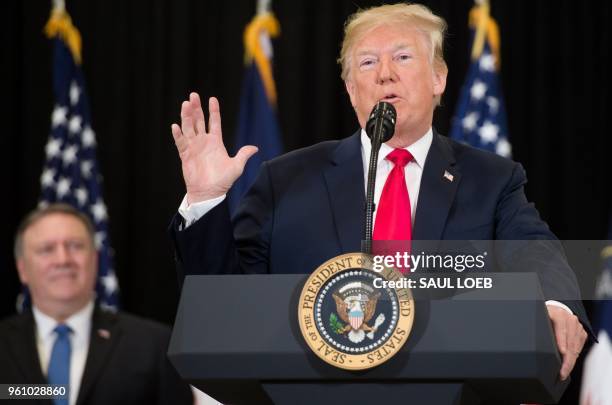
[547, 305, 588, 380]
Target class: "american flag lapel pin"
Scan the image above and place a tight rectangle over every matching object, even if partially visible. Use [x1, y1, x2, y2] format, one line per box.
[97, 329, 111, 339]
[443, 170, 454, 182]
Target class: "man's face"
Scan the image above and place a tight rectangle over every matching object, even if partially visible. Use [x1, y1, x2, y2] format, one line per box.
[345, 24, 447, 141]
[17, 213, 97, 312]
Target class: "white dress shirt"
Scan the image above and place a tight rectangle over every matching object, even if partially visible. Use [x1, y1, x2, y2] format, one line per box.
[360, 128, 432, 225]
[33, 301, 93, 405]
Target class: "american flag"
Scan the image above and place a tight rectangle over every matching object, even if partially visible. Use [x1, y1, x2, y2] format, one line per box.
[450, 5, 511, 158]
[228, 10, 283, 213]
[580, 223, 612, 404]
[38, 10, 119, 311]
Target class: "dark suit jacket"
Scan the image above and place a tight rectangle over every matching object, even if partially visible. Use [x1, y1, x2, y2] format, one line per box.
[171, 131, 591, 333]
[0, 307, 193, 405]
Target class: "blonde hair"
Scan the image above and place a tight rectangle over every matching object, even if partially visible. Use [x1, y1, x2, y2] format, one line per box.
[338, 3, 448, 82]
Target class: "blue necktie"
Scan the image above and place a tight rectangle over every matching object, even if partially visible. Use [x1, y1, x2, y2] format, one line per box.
[47, 324, 71, 405]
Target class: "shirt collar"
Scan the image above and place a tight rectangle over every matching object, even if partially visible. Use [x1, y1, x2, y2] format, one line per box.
[360, 127, 433, 169]
[33, 300, 94, 339]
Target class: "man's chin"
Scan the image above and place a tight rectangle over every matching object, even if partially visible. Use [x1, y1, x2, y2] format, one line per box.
[48, 287, 89, 303]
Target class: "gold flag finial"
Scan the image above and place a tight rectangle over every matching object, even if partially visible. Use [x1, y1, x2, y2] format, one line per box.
[44, 1, 82, 64]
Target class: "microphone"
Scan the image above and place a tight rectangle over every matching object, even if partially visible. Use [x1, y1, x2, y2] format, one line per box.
[363, 102, 397, 254]
[365, 101, 396, 143]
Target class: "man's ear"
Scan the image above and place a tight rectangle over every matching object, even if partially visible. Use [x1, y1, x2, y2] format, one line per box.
[432, 66, 448, 97]
[16, 259, 28, 285]
[345, 80, 357, 108]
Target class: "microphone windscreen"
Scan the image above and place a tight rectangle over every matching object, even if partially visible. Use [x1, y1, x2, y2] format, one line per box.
[365, 102, 396, 142]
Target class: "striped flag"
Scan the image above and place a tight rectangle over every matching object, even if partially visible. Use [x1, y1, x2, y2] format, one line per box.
[580, 220, 612, 404]
[450, 0, 511, 158]
[228, 8, 283, 213]
[36, 6, 119, 311]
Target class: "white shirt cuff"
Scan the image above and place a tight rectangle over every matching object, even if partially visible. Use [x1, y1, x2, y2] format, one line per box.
[177, 194, 226, 229]
[545, 300, 573, 314]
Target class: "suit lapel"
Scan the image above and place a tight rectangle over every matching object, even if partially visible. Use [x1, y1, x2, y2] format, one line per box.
[76, 307, 120, 405]
[6, 311, 49, 385]
[323, 132, 365, 253]
[413, 133, 461, 240]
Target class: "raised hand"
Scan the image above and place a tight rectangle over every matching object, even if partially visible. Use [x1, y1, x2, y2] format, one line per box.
[171, 93, 258, 204]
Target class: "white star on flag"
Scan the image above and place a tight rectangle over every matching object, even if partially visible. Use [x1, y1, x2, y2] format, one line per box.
[56, 177, 72, 198]
[470, 80, 488, 100]
[45, 138, 62, 159]
[479, 53, 496, 72]
[41, 168, 56, 188]
[595, 268, 612, 298]
[81, 160, 93, 178]
[478, 121, 500, 143]
[101, 272, 118, 295]
[69, 81, 81, 106]
[91, 200, 108, 222]
[75, 187, 88, 206]
[68, 115, 82, 134]
[495, 138, 512, 157]
[62, 144, 78, 166]
[462, 112, 479, 132]
[82, 126, 96, 147]
[486, 96, 500, 114]
[51, 105, 68, 127]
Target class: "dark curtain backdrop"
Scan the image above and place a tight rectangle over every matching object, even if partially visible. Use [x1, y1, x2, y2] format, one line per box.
[1, 0, 610, 401]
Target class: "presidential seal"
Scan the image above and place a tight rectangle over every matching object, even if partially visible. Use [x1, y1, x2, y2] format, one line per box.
[298, 253, 414, 370]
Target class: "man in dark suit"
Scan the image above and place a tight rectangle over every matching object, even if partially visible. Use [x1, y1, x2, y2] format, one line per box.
[0, 204, 193, 405]
[169, 3, 588, 382]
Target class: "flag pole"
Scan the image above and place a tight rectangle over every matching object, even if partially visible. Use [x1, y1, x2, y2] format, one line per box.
[45, 0, 82, 65]
[257, 0, 271, 15]
[470, 0, 501, 69]
[471, 0, 490, 61]
[51, 0, 65, 12]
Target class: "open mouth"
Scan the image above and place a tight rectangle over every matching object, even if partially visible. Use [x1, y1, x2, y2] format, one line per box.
[380, 94, 400, 103]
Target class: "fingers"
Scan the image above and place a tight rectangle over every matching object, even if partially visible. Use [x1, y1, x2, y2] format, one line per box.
[208, 97, 222, 138]
[189, 92, 206, 135]
[572, 325, 588, 354]
[171, 123, 182, 143]
[175, 92, 220, 138]
[560, 349, 577, 381]
[180, 100, 196, 138]
[548, 307, 587, 381]
[563, 318, 588, 380]
[551, 312, 568, 354]
[234, 145, 259, 173]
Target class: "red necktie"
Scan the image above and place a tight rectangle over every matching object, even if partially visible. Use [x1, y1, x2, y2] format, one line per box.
[373, 148, 413, 242]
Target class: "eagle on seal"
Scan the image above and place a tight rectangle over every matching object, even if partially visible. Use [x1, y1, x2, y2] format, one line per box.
[332, 292, 383, 343]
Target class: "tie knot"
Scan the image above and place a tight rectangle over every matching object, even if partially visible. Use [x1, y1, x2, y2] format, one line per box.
[54, 324, 71, 337]
[386, 148, 413, 168]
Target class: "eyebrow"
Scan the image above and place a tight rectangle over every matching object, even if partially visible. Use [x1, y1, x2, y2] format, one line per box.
[355, 43, 416, 56]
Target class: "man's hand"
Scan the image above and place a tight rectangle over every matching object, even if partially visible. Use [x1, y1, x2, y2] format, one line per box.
[547, 305, 588, 380]
[171, 92, 258, 204]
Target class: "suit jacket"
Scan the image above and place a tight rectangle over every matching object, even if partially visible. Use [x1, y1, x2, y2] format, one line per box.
[0, 307, 193, 405]
[171, 131, 592, 333]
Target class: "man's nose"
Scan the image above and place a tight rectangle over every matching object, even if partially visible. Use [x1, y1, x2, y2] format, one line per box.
[53, 244, 73, 264]
[377, 57, 397, 84]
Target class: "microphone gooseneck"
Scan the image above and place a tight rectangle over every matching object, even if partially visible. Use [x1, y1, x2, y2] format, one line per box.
[363, 101, 397, 254]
